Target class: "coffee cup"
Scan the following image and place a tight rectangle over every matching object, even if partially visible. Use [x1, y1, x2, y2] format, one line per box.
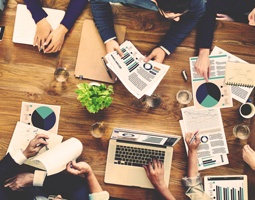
[239, 102, 255, 119]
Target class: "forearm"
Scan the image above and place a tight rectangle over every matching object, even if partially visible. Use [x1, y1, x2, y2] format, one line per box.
[60, 0, 88, 30]
[24, 0, 47, 23]
[187, 151, 198, 178]
[86, 171, 103, 193]
[156, 186, 176, 200]
[90, 0, 116, 42]
[0, 153, 21, 184]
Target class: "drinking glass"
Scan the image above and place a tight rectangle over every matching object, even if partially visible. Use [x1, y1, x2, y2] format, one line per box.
[54, 67, 69, 82]
[233, 124, 250, 140]
[176, 90, 192, 104]
[145, 94, 161, 108]
[90, 122, 105, 138]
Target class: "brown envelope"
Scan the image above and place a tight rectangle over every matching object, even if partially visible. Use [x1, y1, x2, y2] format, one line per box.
[75, 19, 126, 83]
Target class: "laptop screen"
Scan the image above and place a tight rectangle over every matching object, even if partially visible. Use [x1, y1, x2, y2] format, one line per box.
[111, 128, 180, 147]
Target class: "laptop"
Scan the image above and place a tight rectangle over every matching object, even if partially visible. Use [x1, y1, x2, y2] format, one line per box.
[13, 4, 65, 45]
[204, 175, 248, 200]
[74, 19, 126, 84]
[104, 128, 181, 189]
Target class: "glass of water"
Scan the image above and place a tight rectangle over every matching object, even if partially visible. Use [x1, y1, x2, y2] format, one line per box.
[54, 67, 69, 82]
[233, 124, 250, 140]
[90, 122, 105, 138]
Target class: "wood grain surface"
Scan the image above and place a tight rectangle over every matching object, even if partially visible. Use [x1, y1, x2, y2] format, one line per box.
[0, 1, 255, 199]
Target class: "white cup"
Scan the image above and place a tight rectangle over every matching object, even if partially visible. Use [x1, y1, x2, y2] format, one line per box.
[239, 102, 255, 119]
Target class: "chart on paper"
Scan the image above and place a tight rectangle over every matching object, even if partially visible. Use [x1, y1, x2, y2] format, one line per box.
[190, 54, 233, 109]
[204, 175, 248, 200]
[20, 102, 61, 134]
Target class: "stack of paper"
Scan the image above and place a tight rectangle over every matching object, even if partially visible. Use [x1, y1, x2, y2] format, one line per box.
[105, 40, 170, 99]
[211, 46, 254, 104]
[179, 106, 229, 170]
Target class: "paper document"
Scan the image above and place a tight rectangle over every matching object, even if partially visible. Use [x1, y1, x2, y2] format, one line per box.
[7, 122, 63, 171]
[179, 120, 228, 170]
[34, 137, 83, 175]
[211, 46, 254, 103]
[105, 40, 170, 98]
[13, 4, 65, 45]
[190, 55, 233, 109]
[20, 102, 61, 134]
[180, 106, 229, 170]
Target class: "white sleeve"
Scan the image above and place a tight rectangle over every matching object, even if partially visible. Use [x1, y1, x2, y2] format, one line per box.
[89, 191, 110, 200]
[33, 170, 47, 187]
[10, 150, 27, 165]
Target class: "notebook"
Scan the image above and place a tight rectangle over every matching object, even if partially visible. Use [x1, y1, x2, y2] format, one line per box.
[104, 128, 181, 188]
[12, 4, 65, 45]
[74, 19, 126, 84]
[204, 175, 248, 200]
[225, 62, 255, 87]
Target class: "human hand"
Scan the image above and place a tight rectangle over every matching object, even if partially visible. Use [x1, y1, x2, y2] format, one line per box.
[144, 47, 166, 63]
[66, 160, 93, 176]
[185, 131, 200, 153]
[143, 158, 166, 190]
[248, 8, 255, 26]
[4, 173, 34, 191]
[43, 24, 68, 53]
[23, 134, 49, 158]
[105, 39, 123, 57]
[194, 48, 210, 82]
[216, 13, 234, 21]
[34, 18, 52, 51]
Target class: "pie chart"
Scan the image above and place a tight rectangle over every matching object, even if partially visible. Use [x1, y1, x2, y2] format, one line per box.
[196, 82, 221, 108]
[31, 106, 56, 130]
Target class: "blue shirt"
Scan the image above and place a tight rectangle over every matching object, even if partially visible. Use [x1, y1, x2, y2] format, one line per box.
[90, 0, 205, 54]
[24, 0, 87, 30]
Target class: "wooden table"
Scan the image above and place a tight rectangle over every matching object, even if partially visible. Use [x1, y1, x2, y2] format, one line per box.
[1, 1, 255, 199]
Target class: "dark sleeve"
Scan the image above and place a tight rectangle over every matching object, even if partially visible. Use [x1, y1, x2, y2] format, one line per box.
[196, 0, 220, 49]
[90, 0, 116, 42]
[61, 0, 88, 30]
[0, 153, 21, 185]
[24, 0, 48, 24]
[159, 0, 205, 54]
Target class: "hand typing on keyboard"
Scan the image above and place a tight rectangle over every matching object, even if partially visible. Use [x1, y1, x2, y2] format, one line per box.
[143, 158, 176, 200]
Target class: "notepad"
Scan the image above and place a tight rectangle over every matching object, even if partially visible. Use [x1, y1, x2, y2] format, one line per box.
[13, 4, 65, 45]
[225, 62, 255, 87]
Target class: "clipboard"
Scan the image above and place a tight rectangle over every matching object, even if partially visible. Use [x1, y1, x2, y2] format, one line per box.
[74, 19, 126, 83]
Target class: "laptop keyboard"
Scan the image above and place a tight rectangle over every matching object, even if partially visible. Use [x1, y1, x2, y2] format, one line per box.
[114, 145, 165, 167]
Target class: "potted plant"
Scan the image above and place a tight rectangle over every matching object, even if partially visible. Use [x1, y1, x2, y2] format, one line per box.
[75, 82, 114, 113]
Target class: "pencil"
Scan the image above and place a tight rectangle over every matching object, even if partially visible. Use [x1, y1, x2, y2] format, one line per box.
[189, 131, 199, 144]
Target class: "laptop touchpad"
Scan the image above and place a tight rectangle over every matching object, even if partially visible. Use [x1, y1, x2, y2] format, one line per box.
[127, 167, 153, 188]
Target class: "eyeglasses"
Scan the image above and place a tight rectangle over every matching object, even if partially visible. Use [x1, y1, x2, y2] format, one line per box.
[48, 195, 67, 200]
[154, 2, 189, 20]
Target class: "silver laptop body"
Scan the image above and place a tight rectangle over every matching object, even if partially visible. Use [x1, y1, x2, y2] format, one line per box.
[104, 128, 181, 189]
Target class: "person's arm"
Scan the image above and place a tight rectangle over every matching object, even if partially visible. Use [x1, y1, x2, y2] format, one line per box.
[24, 0, 47, 24]
[143, 158, 176, 200]
[90, 0, 123, 55]
[159, 0, 205, 54]
[66, 161, 109, 199]
[2, 134, 49, 190]
[43, 0, 88, 53]
[195, 0, 220, 81]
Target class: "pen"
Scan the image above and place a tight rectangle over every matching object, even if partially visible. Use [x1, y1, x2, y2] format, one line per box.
[182, 70, 188, 82]
[189, 131, 199, 144]
[43, 138, 49, 151]
[101, 57, 113, 79]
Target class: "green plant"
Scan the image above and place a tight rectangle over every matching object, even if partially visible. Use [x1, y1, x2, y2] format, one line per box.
[75, 83, 114, 113]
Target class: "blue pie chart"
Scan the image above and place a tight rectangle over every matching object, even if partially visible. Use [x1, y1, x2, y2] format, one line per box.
[31, 106, 56, 130]
[196, 82, 221, 108]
